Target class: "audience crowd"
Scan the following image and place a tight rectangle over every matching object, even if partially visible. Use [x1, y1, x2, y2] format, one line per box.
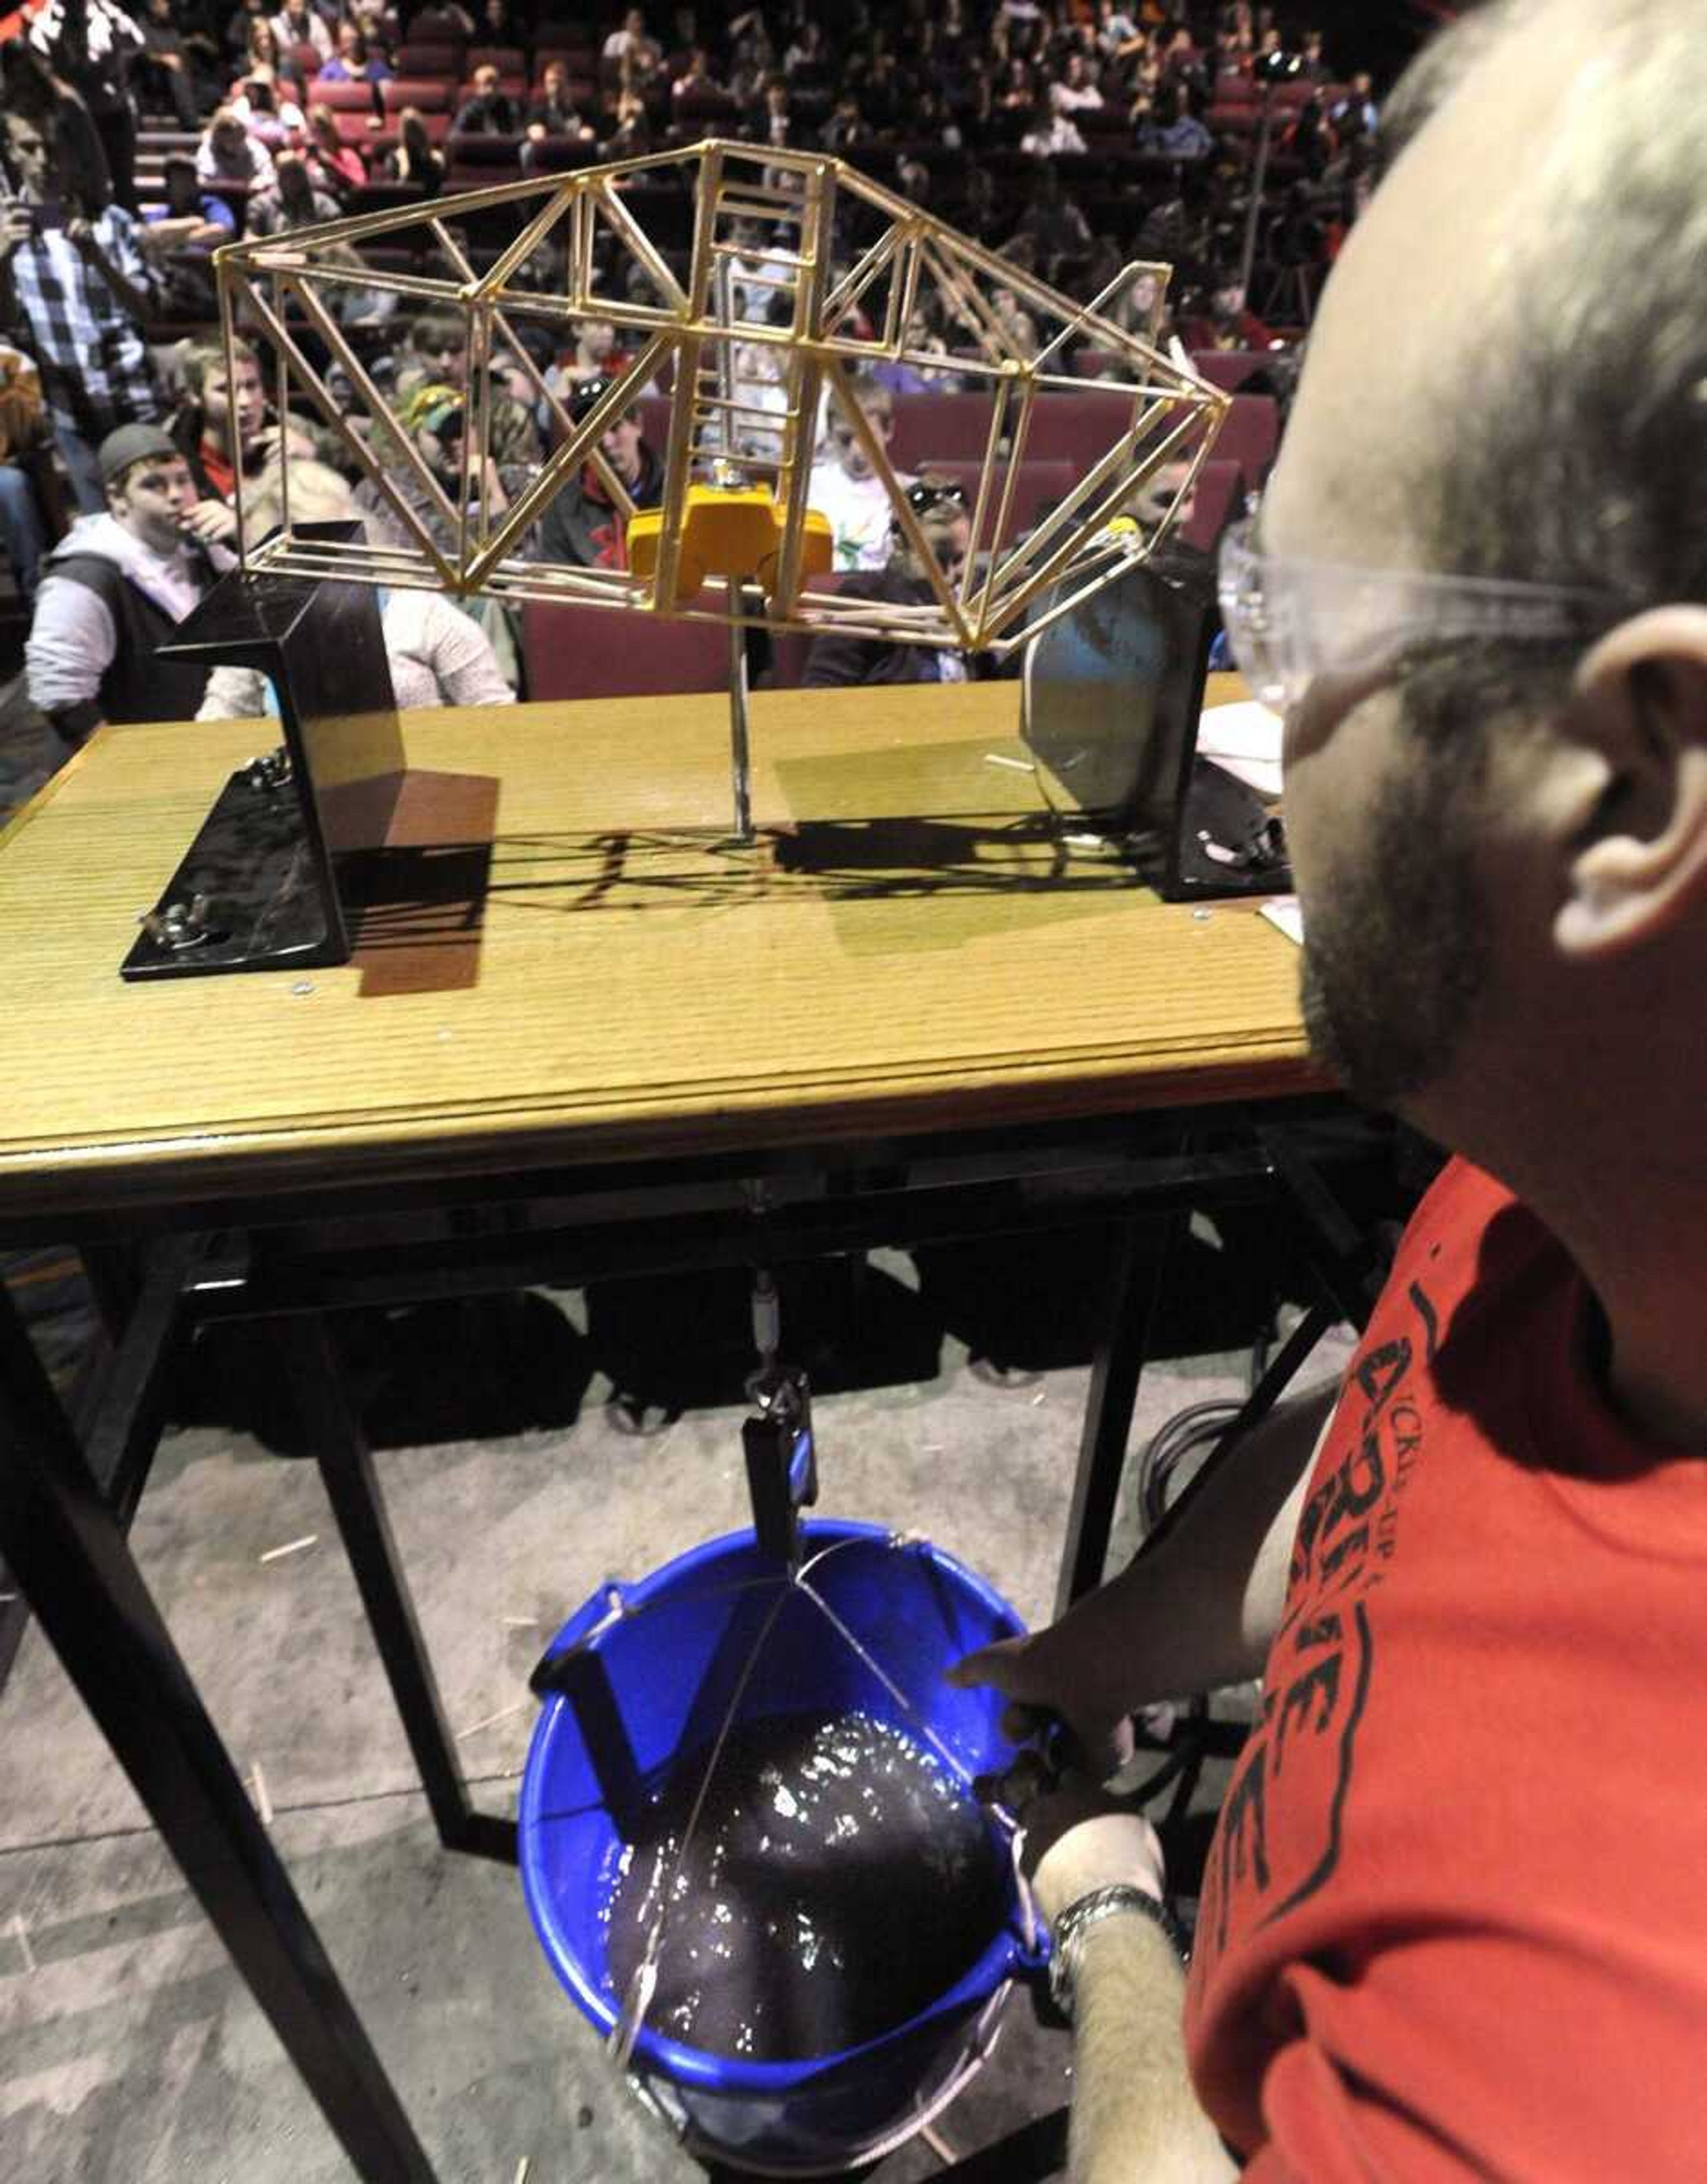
[0, 0, 1380, 724]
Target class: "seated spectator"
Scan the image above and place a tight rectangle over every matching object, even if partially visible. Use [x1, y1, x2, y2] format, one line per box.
[1332, 71, 1381, 140]
[601, 8, 662, 89]
[246, 149, 341, 237]
[533, 375, 663, 569]
[527, 61, 597, 147]
[303, 104, 369, 197]
[546, 316, 622, 398]
[477, 0, 520, 48]
[996, 57, 1036, 115]
[0, 104, 164, 513]
[990, 280, 1040, 359]
[0, 344, 50, 602]
[602, 87, 653, 158]
[25, 423, 235, 741]
[752, 75, 793, 149]
[1010, 161, 1093, 286]
[201, 460, 514, 713]
[239, 18, 302, 95]
[1020, 101, 1086, 157]
[1050, 51, 1104, 116]
[137, 0, 216, 132]
[672, 48, 725, 103]
[819, 92, 869, 153]
[871, 309, 962, 397]
[807, 375, 915, 573]
[386, 108, 446, 195]
[318, 24, 392, 85]
[395, 313, 541, 471]
[228, 75, 307, 151]
[225, 0, 269, 63]
[196, 106, 277, 190]
[142, 152, 237, 252]
[1179, 272, 1277, 352]
[1135, 85, 1212, 159]
[783, 19, 828, 84]
[454, 63, 521, 136]
[802, 478, 977, 687]
[271, 0, 331, 68]
[167, 334, 302, 501]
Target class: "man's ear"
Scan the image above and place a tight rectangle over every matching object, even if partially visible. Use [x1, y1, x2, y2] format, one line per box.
[1554, 606, 1707, 959]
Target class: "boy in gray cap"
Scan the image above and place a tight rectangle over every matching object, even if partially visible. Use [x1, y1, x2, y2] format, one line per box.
[24, 423, 234, 743]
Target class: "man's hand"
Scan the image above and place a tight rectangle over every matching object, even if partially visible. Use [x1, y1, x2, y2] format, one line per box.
[1023, 1774, 1166, 1927]
[0, 204, 33, 264]
[180, 497, 238, 544]
[947, 1628, 1135, 1775]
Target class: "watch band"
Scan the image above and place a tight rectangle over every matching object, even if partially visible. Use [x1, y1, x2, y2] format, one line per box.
[1047, 1883, 1189, 2019]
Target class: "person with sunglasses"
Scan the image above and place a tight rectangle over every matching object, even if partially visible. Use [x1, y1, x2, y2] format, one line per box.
[802, 476, 983, 688]
[533, 374, 664, 573]
[950, 3, 1707, 2179]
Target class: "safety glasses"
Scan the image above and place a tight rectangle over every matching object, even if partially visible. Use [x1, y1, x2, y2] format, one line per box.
[1217, 514, 1614, 716]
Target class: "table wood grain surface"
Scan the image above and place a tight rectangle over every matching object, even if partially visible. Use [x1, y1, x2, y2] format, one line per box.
[0, 677, 1324, 1218]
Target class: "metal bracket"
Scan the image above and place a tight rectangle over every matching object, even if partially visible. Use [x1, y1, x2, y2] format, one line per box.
[740, 1270, 818, 1571]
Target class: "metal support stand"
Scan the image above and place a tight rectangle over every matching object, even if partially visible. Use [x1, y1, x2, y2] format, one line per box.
[740, 1270, 818, 1570]
[0, 1280, 437, 2184]
[277, 1312, 517, 1866]
[1054, 1212, 1178, 1615]
[729, 591, 754, 845]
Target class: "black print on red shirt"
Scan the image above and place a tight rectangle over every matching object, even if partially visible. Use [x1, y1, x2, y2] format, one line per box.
[1194, 1283, 1438, 1969]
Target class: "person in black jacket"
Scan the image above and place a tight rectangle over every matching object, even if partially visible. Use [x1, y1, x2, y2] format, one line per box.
[533, 375, 664, 570]
[802, 477, 982, 688]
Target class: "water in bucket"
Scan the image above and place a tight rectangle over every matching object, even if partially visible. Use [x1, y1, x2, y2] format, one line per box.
[605, 1708, 1010, 2062]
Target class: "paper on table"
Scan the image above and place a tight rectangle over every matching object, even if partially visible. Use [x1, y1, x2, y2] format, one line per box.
[1261, 897, 1304, 946]
[1197, 699, 1285, 799]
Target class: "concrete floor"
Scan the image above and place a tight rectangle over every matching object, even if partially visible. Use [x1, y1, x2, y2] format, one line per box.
[0, 1231, 1350, 2184]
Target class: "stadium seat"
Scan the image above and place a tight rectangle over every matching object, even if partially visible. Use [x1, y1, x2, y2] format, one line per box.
[394, 42, 463, 77]
[1208, 393, 1280, 489]
[307, 80, 377, 113]
[382, 80, 452, 113]
[522, 598, 730, 700]
[761, 573, 844, 689]
[1179, 458, 1244, 554]
[888, 393, 1006, 468]
[1189, 349, 1278, 393]
[468, 46, 528, 76]
[914, 458, 1078, 549]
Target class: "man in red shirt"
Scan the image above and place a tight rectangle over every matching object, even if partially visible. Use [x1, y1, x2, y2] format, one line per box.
[952, 1, 1707, 2175]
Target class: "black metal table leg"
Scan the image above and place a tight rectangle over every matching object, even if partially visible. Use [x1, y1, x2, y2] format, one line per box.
[1054, 1213, 1177, 1616]
[0, 1282, 438, 2184]
[278, 1312, 517, 1865]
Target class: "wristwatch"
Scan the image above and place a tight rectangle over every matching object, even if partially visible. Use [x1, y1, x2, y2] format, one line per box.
[1048, 1883, 1190, 2020]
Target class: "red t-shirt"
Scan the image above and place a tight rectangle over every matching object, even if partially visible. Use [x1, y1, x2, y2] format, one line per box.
[1183, 1157, 1707, 2179]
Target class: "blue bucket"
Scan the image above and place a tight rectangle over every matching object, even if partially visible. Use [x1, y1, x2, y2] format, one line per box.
[519, 1519, 1045, 2175]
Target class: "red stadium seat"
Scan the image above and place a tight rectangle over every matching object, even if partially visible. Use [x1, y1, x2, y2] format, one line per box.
[522, 599, 730, 700]
[1208, 393, 1280, 489]
[1189, 349, 1278, 394]
[408, 9, 468, 37]
[307, 80, 377, 112]
[393, 42, 463, 77]
[456, 73, 528, 103]
[1180, 458, 1244, 553]
[887, 392, 1006, 468]
[292, 41, 322, 78]
[526, 135, 601, 172]
[382, 79, 452, 112]
[467, 45, 527, 76]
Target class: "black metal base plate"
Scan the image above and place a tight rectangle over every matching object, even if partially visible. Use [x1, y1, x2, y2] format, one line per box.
[121, 765, 339, 981]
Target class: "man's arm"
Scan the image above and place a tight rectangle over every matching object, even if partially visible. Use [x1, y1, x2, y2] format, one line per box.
[1030, 1802, 1235, 2184]
[951, 1377, 1342, 1739]
[1070, 1920, 1235, 2184]
[26, 572, 116, 740]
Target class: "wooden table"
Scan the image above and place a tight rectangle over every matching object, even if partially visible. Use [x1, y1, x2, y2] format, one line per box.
[0, 677, 1316, 1219]
[0, 678, 1332, 2184]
